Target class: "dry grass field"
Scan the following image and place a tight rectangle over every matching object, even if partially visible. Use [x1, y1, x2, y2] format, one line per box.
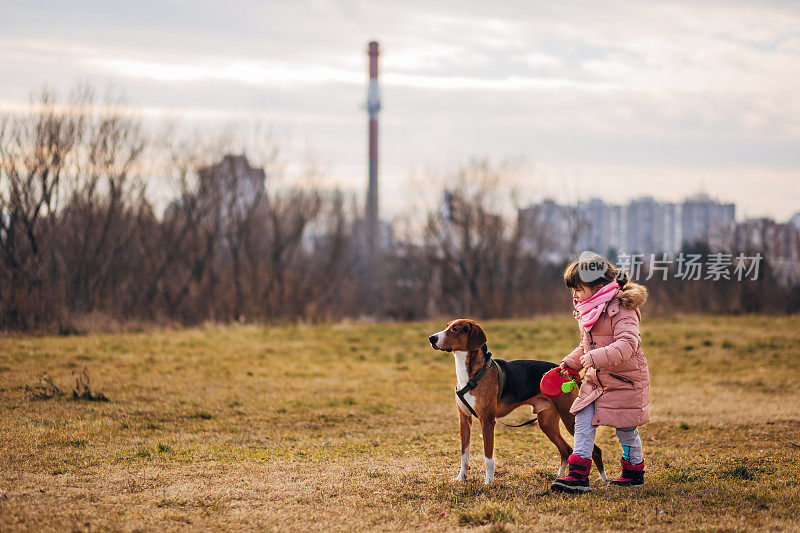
[1, 315, 800, 532]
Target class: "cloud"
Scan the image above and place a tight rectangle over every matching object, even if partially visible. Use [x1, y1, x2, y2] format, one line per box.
[0, 0, 798, 220]
[83, 57, 363, 86]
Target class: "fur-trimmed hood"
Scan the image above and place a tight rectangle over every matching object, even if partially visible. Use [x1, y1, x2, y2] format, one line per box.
[617, 282, 648, 309]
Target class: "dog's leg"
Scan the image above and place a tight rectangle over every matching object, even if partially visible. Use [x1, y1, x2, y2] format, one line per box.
[453, 409, 472, 481]
[536, 405, 572, 477]
[553, 393, 576, 431]
[480, 416, 496, 485]
[593, 444, 606, 482]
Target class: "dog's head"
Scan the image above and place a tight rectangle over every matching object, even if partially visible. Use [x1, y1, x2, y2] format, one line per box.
[428, 319, 487, 352]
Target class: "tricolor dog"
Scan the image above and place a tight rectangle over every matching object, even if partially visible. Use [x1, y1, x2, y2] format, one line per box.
[429, 319, 605, 485]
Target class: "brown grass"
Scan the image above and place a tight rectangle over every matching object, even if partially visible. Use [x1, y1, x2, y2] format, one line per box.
[1, 315, 799, 531]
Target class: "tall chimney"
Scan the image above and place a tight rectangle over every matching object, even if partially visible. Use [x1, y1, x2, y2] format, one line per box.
[366, 41, 381, 255]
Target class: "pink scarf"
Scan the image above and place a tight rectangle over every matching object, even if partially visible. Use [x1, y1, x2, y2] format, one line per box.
[574, 280, 619, 332]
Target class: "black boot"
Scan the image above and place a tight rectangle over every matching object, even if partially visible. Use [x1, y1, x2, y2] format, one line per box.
[551, 454, 591, 493]
[609, 458, 644, 487]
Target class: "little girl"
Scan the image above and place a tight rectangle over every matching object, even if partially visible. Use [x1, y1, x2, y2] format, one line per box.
[551, 254, 650, 494]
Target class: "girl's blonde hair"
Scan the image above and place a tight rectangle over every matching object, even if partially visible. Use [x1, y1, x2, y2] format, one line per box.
[563, 254, 629, 290]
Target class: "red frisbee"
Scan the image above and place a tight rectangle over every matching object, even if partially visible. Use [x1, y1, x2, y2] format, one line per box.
[541, 367, 581, 399]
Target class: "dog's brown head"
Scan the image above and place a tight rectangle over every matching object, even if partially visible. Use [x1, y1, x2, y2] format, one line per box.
[428, 319, 487, 352]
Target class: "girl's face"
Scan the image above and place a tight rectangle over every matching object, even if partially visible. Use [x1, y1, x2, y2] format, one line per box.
[572, 284, 598, 304]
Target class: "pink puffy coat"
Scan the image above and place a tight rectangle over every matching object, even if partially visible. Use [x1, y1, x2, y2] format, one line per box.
[561, 282, 650, 428]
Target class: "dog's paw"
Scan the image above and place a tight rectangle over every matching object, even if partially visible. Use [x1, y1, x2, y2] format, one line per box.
[483, 478, 494, 486]
[598, 471, 608, 483]
[452, 473, 467, 482]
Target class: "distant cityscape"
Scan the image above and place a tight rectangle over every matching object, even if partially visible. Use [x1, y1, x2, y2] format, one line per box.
[176, 154, 800, 285]
[516, 194, 800, 284]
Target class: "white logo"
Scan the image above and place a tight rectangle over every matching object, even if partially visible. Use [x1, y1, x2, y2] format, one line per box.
[577, 251, 608, 284]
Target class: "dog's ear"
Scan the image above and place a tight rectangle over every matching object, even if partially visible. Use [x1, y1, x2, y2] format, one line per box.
[466, 321, 487, 351]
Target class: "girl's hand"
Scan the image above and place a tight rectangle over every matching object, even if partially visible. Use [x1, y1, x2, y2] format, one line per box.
[580, 352, 594, 369]
[558, 361, 570, 378]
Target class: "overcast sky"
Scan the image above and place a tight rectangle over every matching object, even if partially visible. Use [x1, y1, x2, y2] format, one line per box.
[2, 0, 799, 221]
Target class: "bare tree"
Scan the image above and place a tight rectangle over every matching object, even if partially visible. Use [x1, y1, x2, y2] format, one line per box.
[422, 161, 519, 317]
[0, 88, 82, 328]
[58, 86, 145, 314]
[146, 133, 227, 322]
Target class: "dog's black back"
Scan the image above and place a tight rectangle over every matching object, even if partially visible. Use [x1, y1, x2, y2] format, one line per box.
[495, 359, 557, 404]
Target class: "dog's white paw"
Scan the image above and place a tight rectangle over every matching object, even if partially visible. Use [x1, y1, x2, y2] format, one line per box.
[483, 477, 494, 486]
[452, 450, 470, 482]
[483, 457, 495, 486]
[598, 470, 608, 483]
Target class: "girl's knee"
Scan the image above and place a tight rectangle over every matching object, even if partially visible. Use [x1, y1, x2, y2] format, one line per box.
[615, 427, 641, 446]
